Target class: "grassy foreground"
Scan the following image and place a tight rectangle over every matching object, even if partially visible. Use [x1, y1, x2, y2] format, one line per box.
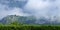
[0, 22, 60, 30]
[0, 25, 60, 30]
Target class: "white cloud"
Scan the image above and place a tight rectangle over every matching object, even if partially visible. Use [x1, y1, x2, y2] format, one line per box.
[8, 7, 30, 16]
[24, 0, 60, 22]
[24, 0, 60, 16]
[24, 0, 51, 16]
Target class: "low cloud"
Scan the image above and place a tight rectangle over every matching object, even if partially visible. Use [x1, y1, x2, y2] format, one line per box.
[23, 0, 60, 22]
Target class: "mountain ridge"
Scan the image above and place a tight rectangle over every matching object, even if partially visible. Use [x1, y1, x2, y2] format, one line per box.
[0, 15, 60, 25]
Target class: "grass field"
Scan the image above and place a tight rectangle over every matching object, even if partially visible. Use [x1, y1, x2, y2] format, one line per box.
[0, 24, 60, 30]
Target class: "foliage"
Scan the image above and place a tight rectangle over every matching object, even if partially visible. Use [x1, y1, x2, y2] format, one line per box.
[0, 24, 60, 30]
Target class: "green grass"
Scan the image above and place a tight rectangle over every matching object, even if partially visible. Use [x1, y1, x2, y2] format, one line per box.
[0, 25, 60, 30]
[0, 22, 60, 30]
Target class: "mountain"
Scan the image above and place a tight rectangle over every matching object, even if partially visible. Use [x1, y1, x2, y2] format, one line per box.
[0, 15, 60, 25]
[0, 15, 36, 24]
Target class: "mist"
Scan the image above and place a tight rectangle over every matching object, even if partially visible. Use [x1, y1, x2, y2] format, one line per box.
[23, 0, 60, 21]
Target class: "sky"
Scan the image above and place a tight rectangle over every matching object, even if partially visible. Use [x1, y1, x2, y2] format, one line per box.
[0, 0, 60, 22]
[0, 0, 29, 19]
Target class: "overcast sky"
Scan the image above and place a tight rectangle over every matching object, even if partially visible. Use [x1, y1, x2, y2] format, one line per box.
[0, 0, 60, 20]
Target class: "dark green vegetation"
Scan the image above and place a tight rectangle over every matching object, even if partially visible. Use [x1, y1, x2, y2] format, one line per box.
[0, 24, 60, 30]
[0, 20, 60, 30]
